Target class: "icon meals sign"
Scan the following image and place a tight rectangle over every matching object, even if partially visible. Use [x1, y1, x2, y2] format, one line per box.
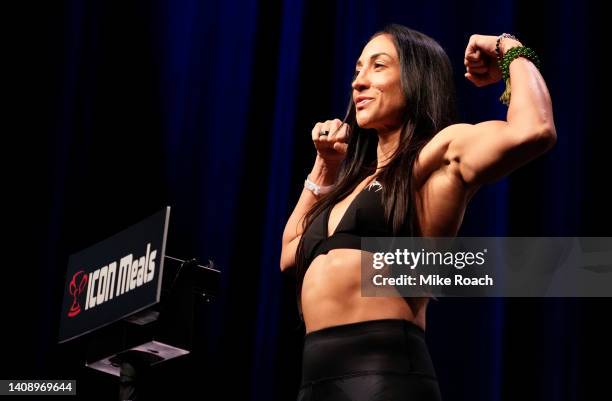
[58, 208, 170, 343]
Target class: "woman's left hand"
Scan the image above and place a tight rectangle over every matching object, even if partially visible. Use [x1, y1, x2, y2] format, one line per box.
[463, 34, 521, 87]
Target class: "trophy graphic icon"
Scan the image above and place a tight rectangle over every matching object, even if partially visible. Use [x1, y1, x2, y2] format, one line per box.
[68, 270, 88, 318]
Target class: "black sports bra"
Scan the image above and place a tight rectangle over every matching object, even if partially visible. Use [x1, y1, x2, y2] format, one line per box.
[301, 179, 411, 268]
[297, 178, 414, 318]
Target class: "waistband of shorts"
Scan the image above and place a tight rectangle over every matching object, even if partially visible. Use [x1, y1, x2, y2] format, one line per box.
[304, 318, 425, 341]
[301, 319, 435, 385]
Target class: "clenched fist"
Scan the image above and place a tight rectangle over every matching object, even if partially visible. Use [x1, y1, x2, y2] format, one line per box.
[311, 119, 349, 164]
[464, 34, 522, 87]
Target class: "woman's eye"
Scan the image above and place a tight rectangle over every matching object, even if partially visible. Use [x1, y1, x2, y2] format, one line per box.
[374, 63, 384, 69]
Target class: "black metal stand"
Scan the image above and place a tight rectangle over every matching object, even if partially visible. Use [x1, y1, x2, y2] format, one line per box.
[83, 256, 220, 401]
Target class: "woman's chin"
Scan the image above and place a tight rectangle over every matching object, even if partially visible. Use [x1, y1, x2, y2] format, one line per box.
[356, 110, 380, 129]
[356, 117, 372, 129]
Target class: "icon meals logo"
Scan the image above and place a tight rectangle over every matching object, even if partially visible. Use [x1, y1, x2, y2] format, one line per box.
[68, 270, 88, 317]
[66, 243, 158, 318]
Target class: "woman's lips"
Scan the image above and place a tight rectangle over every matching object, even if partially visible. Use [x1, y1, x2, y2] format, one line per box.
[356, 98, 374, 109]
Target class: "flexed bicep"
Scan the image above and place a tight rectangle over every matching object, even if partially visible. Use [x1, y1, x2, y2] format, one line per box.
[444, 121, 556, 187]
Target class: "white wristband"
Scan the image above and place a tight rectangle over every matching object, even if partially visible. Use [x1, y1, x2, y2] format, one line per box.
[304, 175, 335, 196]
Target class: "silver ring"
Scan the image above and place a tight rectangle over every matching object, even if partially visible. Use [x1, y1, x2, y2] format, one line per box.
[319, 130, 329, 136]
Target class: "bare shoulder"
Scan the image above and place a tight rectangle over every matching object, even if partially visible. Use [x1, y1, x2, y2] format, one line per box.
[413, 124, 480, 236]
[413, 123, 473, 187]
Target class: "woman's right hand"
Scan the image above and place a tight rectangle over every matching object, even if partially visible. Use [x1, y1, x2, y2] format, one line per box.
[311, 119, 349, 164]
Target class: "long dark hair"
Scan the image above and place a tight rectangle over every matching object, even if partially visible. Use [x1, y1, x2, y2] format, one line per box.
[295, 24, 457, 315]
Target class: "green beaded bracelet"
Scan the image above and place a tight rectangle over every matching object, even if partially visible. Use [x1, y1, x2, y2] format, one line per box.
[498, 46, 541, 105]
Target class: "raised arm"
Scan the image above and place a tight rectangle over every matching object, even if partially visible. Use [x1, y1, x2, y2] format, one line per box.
[280, 120, 348, 272]
[443, 34, 557, 187]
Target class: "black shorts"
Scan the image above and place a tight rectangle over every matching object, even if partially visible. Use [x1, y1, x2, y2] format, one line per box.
[297, 319, 442, 401]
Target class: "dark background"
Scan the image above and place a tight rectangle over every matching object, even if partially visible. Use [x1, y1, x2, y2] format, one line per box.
[5, 0, 610, 400]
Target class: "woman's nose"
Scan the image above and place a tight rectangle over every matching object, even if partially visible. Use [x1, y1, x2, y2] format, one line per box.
[352, 70, 369, 91]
